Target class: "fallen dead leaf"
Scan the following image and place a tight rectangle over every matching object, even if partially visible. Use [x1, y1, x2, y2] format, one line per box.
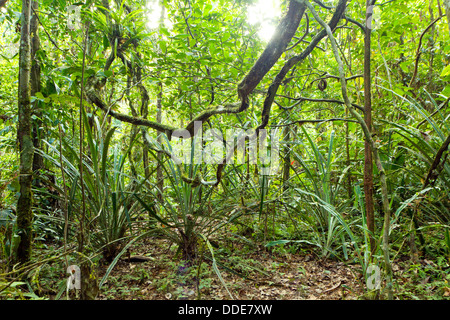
[444, 287, 450, 297]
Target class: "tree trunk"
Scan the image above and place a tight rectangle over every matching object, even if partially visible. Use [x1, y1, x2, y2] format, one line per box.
[282, 122, 291, 192]
[156, 82, 164, 199]
[80, 262, 99, 300]
[135, 64, 151, 180]
[363, 0, 376, 256]
[31, 0, 44, 174]
[444, 0, 450, 35]
[156, 0, 165, 201]
[345, 108, 353, 199]
[16, 0, 34, 264]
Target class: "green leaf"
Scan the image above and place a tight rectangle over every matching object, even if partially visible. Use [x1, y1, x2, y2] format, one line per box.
[441, 85, 450, 97]
[159, 26, 170, 37]
[35, 92, 44, 100]
[440, 64, 450, 78]
[265, 240, 291, 247]
[200, 234, 234, 299]
[158, 40, 167, 52]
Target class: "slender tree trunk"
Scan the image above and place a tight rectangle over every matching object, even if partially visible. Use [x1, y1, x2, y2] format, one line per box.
[16, 0, 34, 264]
[156, 82, 164, 198]
[345, 108, 353, 199]
[135, 63, 150, 179]
[444, 0, 450, 35]
[345, 34, 353, 199]
[282, 121, 291, 193]
[364, 0, 376, 256]
[156, 0, 165, 201]
[427, 1, 436, 88]
[79, 17, 98, 300]
[31, 0, 44, 174]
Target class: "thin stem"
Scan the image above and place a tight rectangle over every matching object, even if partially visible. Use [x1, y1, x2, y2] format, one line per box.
[78, 21, 90, 252]
[59, 124, 69, 268]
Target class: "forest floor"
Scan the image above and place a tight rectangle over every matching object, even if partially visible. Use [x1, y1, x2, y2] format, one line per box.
[96, 234, 366, 300]
[94, 229, 450, 300]
[5, 227, 448, 300]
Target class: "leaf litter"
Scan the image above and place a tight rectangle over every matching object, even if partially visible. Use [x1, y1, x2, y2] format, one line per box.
[97, 235, 365, 300]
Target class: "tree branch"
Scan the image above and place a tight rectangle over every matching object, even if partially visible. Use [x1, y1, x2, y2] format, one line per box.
[409, 14, 444, 88]
[88, 0, 309, 138]
[311, 73, 363, 84]
[423, 133, 450, 188]
[272, 118, 358, 127]
[237, 0, 306, 102]
[277, 95, 364, 112]
[343, 15, 365, 32]
[256, 0, 348, 130]
[416, 96, 450, 129]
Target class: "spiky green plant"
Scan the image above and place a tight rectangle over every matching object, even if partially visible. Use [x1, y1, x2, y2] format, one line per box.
[136, 134, 230, 262]
[283, 127, 353, 258]
[381, 89, 450, 224]
[41, 111, 141, 262]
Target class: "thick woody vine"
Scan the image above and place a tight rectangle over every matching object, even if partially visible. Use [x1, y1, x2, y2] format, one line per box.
[85, 0, 350, 186]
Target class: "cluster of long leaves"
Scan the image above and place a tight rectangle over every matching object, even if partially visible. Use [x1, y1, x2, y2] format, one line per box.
[0, 209, 18, 265]
[41, 110, 141, 261]
[137, 135, 232, 258]
[381, 90, 449, 225]
[133, 134, 238, 297]
[268, 127, 356, 258]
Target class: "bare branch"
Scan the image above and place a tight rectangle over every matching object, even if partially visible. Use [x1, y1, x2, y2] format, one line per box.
[416, 96, 450, 129]
[310, 73, 363, 84]
[256, 0, 348, 131]
[286, 13, 309, 51]
[343, 15, 365, 32]
[409, 14, 444, 88]
[237, 0, 306, 101]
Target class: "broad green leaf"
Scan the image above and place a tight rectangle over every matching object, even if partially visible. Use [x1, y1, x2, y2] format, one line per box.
[440, 64, 450, 78]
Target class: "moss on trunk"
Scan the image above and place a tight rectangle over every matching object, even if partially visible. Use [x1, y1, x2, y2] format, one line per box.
[16, 0, 34, 265]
